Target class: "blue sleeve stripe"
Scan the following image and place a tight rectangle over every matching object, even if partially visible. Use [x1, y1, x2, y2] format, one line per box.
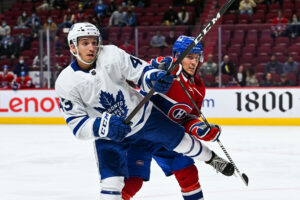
[101, 190, 121, 195]
[93, 117, 101, 137]
[138, 65, 153, 86]
[66, 115, 87, 124]
[73, 116, 89, 136]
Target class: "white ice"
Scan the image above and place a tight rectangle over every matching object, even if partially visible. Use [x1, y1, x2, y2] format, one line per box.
[0, 125, 300, 200]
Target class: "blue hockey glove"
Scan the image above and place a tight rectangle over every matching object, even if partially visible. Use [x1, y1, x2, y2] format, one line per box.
[146, 70, 174, 93]
[150, 56, 173, 70]
[99, 112, 131, 142]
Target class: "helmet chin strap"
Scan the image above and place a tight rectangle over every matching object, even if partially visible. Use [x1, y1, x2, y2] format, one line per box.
[70, 46, 99, 65]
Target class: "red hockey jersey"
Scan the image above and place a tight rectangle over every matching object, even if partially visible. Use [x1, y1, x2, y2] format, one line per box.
[149, 56, 206, 123]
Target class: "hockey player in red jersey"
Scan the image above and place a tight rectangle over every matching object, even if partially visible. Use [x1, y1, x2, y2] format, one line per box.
[0, 65, 14, 89]
[122, 35, 234, 200]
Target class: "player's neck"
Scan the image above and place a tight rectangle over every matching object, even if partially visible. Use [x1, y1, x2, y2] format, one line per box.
[77, 59, 93, 71]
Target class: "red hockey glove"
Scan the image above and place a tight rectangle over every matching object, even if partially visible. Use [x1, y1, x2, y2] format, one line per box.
[185, 119, 221, 142]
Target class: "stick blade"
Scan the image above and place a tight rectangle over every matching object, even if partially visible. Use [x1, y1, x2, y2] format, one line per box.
[242, 173, 249, 186]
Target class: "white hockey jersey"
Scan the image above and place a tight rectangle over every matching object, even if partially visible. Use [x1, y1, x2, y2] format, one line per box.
[55, 45, 154, 140]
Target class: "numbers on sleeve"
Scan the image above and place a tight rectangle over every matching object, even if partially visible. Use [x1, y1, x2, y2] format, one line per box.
[59, 98, 73, 112]
[130, 56, 142, 68]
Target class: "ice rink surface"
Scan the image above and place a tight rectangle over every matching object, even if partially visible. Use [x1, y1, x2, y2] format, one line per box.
[1, 125, 300, 200]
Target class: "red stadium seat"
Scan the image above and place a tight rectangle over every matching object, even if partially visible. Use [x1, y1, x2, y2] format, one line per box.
[257, 45, 272, 56]
[222, 14, 236, 24]
[254, 63, 266, 73]
[255, 55, 270, 65]
[242, 45, 256, 56]
[285, 73, 297, 85]
[203, 74, 215, 86]
[237, 14, 250, 24]
[221, 74, 231, 86]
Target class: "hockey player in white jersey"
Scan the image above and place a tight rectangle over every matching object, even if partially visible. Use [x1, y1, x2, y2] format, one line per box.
[55, 22, 234, 200]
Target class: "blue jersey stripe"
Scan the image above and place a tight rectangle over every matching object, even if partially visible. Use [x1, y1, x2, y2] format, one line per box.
[66, 115, 87, 124]
[138, 65, 153, 86]
[73, 116, 89, 135]
[93, 117, 101, 137]
[184, 134, 195, 155]
[101, 190, 121, 195]
[134, 101, 149, 127]
[191, 140, 203, 158]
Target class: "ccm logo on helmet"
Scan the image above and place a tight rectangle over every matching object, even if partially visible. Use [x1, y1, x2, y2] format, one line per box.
[168, 103, 192, 122]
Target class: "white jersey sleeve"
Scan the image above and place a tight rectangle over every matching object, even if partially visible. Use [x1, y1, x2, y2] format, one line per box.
[55, 45, 155, 141]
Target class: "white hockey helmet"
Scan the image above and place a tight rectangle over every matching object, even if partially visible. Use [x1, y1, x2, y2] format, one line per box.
[68, 22, 101, 64]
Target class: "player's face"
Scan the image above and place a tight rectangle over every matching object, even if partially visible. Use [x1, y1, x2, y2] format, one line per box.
[181, 53, 200, 76]
[77, 36, 99, 63]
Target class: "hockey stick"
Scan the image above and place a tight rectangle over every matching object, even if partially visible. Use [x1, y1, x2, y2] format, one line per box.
[124, 0, 236, 124]
[176, 77, 249, 186]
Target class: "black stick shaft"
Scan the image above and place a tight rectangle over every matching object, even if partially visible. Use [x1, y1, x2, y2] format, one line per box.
[177, 77, 248, 186]
[124, 0, 236, 124]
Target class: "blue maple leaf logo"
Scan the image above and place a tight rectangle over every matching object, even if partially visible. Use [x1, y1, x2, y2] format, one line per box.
[94, 90, 128, 118]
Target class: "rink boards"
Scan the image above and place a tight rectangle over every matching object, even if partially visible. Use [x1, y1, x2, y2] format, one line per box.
[0, 88, 299, 125]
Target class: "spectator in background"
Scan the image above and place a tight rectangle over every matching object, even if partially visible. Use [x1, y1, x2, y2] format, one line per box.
[119, 36, 135, 55]
[26, 11, 40, 29]
[43, 16, 58, 32]
[246, 67, 259, 87]
[266, 54, 282, 74]
[13, 56, 28, 77]
[287, 14, 300, 38]
[75, 3, 87, 23]
[220, 55, 235, 76]
[150, 30, 167, 48]
[162, 5, 178, 26]
[94, 0, 108, 19]
[36, 0, 52, 11]
[233, 64, 247, 86]
[0, 20, 11, 40]
[0, 32, 16, 59]
[32, 55, 47, 69]
[133, 0, 149, 8]
[15, 33, 31, 56]
[52, 0, 67, 10]
[239, 0, 256, 16]
[283, 55, 299, 74]
[210, 75, 220, 87]
[261, 72, 276, 87]
[124, 7, 137, 26]
[16, 11, 29, 29]
[277, 73, 293, 86]
[177, 6, 189, 25]
[107, 0, 117, 16]
[31, 20, 42, 39]
[0, 65, 14, 89]
[165, 30, 177, 47]
[271, 10, 288, 38]
[59, 8, 75, 29]
[109, 6, 125, 26]
[199, 53, 218, 76]
[14, 71, 35, 89]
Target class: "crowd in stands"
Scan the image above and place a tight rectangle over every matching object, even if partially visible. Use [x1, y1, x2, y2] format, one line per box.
[199, 53, 299, 87]
[0, 0, 299, 89]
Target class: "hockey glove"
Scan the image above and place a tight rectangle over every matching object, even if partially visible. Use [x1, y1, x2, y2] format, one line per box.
[146, 70, 174, 93]
[150, 56, 173, 70]
[185, 119, 221, 142]
[99, 112, 131, 142]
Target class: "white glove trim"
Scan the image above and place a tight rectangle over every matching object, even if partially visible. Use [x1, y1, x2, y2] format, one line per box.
[99, 112, 112, 138]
